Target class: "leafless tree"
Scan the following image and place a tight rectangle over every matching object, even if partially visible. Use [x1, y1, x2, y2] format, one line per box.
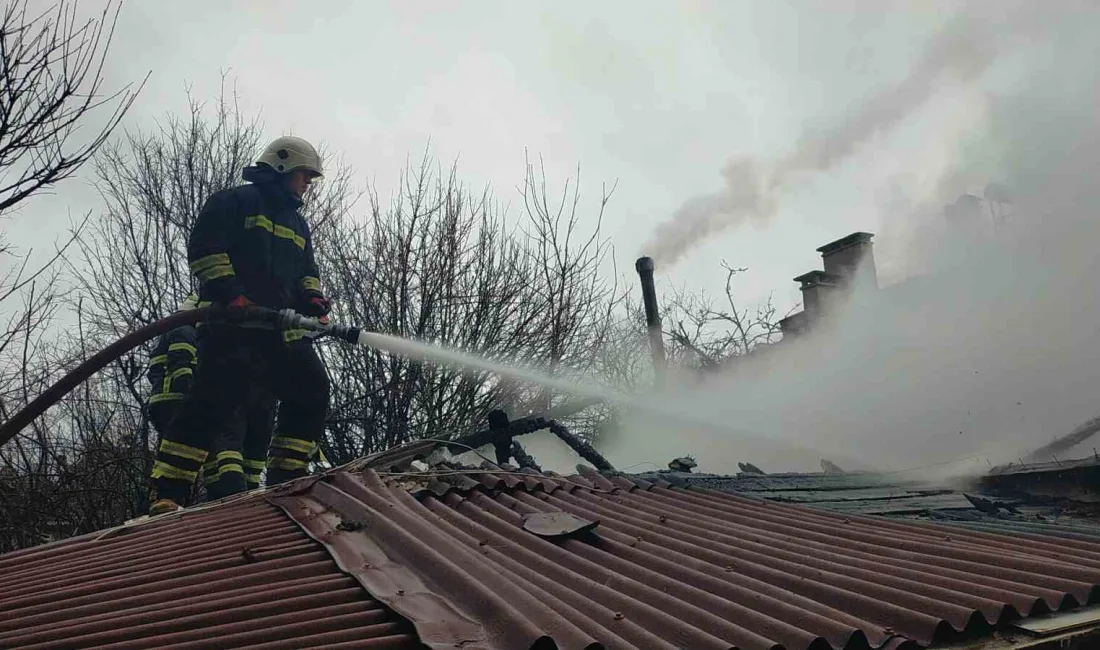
[313, 152, 622, 459]
[0, 0, 142, 404]
[0, 0, 142, 549]
[519, 154, 621, 411]
[663, 262, 788, 370]
[317, 155, 536, 457]
[0, 330, 148, 550]
[592, 297, 657, 390]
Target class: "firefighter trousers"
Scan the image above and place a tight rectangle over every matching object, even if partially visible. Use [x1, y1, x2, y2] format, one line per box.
[150, 389, 274, 502]
[152, 326, 329, 505]
[203, 385, 276, 501]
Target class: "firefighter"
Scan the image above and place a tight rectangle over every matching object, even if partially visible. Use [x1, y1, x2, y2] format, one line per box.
[146, 294, 277, 503]
[145, 294, 200, 436]
[148, 136, 332, 516]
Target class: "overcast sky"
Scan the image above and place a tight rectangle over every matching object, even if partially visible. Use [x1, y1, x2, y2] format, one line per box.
[11, 0, 1048, 315]
[8, 1, 1100, 472]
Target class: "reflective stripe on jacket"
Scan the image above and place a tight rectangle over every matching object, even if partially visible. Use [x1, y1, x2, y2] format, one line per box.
[147, 325, 199, 404]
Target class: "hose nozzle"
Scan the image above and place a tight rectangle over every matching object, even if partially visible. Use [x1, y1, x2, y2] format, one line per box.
[274, 308, 360, 343]
[205, 304, 361, 343]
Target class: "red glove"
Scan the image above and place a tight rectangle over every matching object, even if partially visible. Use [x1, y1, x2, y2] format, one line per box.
[300, 296, 331, 317]
[228, 295, 253, 308]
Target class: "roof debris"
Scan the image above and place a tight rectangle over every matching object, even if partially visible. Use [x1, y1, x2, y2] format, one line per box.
[667, 455, 697, 472]
[739, 462, 767, 475]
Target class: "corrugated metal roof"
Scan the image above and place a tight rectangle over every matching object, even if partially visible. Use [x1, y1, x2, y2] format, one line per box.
[270, 464, 1100, 650]
[0, 496, 424, 650]
[6, 456, 1100, 650]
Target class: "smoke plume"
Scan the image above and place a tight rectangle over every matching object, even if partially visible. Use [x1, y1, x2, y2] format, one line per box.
[644, 11, 1001, 267]
[591, 3, 1100, 479]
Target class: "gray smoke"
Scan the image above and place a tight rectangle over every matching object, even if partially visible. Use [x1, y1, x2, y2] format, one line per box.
[644, 9, 1002, 267]
[598, 3, 1100, 478]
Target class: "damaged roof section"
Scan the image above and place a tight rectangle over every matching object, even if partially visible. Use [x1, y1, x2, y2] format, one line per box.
[7, 445, 1100, 650]
[981, 456, 1100, 505]
[633, 469, 978, 517]
[272, 455, 1100, 650]
[634, 465, 1100, 546]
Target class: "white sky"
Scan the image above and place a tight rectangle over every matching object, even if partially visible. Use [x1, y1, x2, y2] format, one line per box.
[10, 0, 1027, 316]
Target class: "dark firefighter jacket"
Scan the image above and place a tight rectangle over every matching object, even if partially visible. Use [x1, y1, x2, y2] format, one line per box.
[147, 325, 199, 406]
[188, 167, 324, 310]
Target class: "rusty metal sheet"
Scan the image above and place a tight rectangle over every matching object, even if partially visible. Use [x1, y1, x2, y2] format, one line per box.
[268, 466, 1100, 650]
[0, 498, 425, 650]
[10, 460, 1100, 650]
[270, 473, 603, 650]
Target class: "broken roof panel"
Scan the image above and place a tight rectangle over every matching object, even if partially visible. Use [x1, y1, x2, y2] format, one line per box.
[987, 456, 1100, 477]
[633, 470, 979, 517]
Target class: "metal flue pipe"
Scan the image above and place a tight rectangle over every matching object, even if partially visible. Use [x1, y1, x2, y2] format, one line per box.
[635, 256, 666, 384]
[488, 409, 512, 465]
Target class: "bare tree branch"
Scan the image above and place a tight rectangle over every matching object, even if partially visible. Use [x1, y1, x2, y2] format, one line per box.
[0, 0, 145, 213]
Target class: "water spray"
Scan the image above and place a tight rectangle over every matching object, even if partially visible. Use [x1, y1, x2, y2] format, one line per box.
[345, 328, 775, 447]
[0, 306, 632, 449]
[0, 304, 761, 454]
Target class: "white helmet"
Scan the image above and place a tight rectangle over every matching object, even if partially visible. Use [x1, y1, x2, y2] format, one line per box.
[256, 136, 323, 178]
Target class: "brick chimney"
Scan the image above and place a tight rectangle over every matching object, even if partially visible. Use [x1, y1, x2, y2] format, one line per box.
[817, 232, 877, 290]
[779, 231, 878, 341]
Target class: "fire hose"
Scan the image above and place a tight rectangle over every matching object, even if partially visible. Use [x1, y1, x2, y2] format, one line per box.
[0, 305, 358, 449]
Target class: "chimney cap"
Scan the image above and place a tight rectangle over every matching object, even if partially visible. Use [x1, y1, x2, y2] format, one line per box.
[817, 231, 874, 255]
[793, 270, 838, 286]
[635, 256, 655, 273]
